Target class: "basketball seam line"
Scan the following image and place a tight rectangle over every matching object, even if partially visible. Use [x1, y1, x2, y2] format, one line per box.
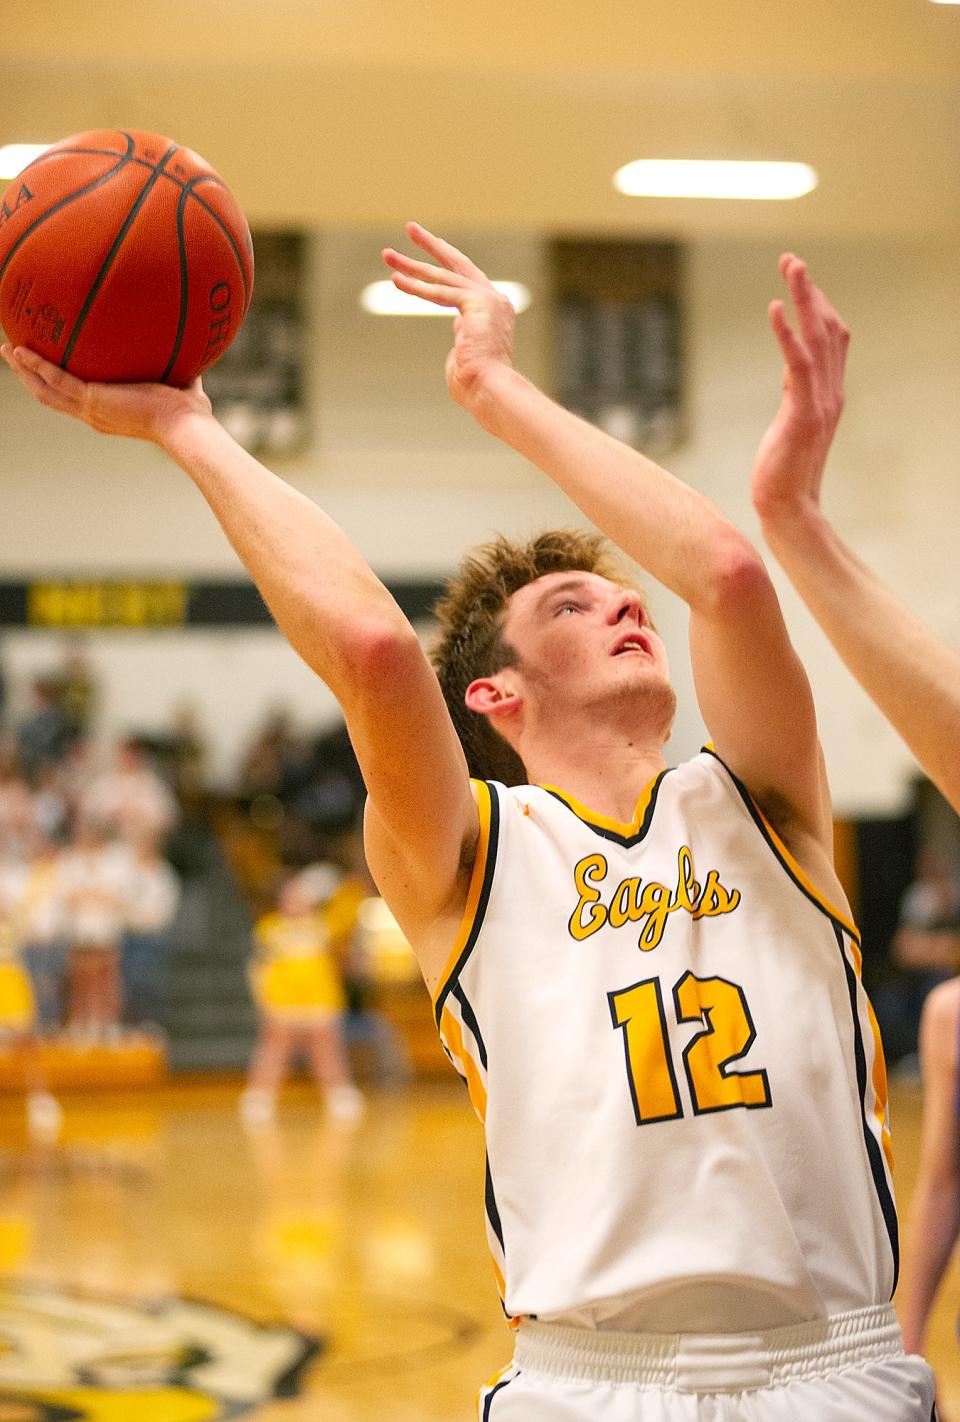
[61, 143, 181, 372]
[15, 143, 228, 198]
[162, 186, 195, 383]
[186, 184, 252, 317]
[0, 136, 135, 285]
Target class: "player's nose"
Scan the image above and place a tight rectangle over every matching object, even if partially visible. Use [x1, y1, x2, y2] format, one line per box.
[609, 589, 644, 625]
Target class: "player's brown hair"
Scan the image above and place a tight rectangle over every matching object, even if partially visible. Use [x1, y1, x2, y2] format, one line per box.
[432, 530, 629, 784]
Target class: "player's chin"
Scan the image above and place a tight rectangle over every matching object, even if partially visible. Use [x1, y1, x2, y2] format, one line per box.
[610, 654, 668, 684]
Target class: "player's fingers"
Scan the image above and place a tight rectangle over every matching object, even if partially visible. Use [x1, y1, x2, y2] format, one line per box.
[405, 222, 490, 284]
[768, 301, 813, 383]
[783, 258, 846, 355]
[389, 272, 464, 310]
[11, 345, 83, 396]
[4, 345, 84, 411]
[3, 357, 70, 410]
[782, 257, 824, 349]
[788, 261, 850, 391]
[383, 248, 471, 290]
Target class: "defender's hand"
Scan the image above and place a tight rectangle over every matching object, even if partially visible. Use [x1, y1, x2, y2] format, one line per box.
[751, 255, 850, 523]
[382, 222, 515, 409]
[1, 344, 212, 445]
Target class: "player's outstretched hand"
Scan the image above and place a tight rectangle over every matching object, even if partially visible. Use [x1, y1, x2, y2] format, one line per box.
[0, 344, 212, 444]
[382, 223, 515, 409]
[751, 255, 850, 524]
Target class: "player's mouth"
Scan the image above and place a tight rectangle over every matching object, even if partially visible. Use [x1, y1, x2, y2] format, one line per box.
[611, 634, 652, 658]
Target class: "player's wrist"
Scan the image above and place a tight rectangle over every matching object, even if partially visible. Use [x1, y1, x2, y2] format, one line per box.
[754, 482, 823, 530]
[463, 361, 527, 435]
[153, 396, 218, 456]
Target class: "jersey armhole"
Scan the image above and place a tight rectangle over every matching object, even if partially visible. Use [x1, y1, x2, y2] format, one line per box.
[431, 778, 501, 1024]
[701, 745, 860, 944]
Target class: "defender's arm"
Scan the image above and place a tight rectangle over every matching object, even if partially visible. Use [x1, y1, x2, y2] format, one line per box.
[754, 255, 960, 817]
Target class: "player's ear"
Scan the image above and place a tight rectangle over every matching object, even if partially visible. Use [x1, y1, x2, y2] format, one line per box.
[465, 676, 521, 721]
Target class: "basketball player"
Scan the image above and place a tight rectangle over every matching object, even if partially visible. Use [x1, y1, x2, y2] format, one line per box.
[0, 225, 936, 1417]
[752, 253, 960, 1374]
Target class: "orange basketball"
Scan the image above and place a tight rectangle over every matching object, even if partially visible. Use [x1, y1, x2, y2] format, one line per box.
[0, 129, 254, 385]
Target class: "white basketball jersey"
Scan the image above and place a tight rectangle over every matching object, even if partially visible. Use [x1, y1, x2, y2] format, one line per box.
[432, 750, 897, 1334]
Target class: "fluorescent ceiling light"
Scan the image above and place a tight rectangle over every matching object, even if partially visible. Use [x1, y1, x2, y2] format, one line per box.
[0, 143, 52, 182]
[360, 280, 531, 316]
[613, 160, 818, 200]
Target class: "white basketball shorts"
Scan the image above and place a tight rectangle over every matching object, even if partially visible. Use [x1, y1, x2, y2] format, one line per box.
[478, 1306, 936, 1421]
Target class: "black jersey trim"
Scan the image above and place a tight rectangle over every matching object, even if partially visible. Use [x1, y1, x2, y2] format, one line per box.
[482, 1367, 520, 1419]
[834, 922, 900, 1292]
[702, 746, 860, 944]
[485, 1151, 505, 1251]
[541, 768, 671, 847]
[433, 780, 500, 1028]
[452, 981, 488, 1070]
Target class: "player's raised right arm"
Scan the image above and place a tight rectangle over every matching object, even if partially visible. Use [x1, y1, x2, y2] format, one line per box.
[1, 344, 478, 990]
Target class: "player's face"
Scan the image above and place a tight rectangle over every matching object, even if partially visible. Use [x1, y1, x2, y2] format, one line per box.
[501, 571, 672, 712]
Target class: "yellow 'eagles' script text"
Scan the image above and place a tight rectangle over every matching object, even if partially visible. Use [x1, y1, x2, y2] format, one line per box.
[568, 845, 741, 951]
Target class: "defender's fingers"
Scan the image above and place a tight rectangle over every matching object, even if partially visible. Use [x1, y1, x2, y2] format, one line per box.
[390, 272, 464, 309]
[405, 222, 489, 283]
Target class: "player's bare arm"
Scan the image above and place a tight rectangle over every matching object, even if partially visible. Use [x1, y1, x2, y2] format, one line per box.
[754, 255, 960, 817]
[0, 343, 477, 992]
[896, 977, 960, 1356]
[383, 226, 831, 868]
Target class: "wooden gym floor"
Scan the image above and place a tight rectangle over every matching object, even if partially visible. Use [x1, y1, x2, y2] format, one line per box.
[0, 1078, 957, 1421]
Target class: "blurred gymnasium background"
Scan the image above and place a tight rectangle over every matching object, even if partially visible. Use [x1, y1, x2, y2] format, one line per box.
[1, 4, 960, 1418]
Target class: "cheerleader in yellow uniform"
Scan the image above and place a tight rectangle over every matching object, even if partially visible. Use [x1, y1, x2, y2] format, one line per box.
[0, 909, 61, 1139]
[240, 872, 364, 1125]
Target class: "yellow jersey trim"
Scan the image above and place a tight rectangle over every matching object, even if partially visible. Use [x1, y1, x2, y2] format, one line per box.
[751, 803, 860, 942]
[431, 779, 494, 1012]
[538, 773, 662, 838]
[439, 1004, 488, 1121]
[703, 745, 860, 943]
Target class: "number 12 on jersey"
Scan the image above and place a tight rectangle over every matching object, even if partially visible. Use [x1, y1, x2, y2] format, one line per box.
[608, 973, 772, 1126]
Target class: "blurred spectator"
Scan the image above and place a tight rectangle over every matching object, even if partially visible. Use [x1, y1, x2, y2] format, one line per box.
[59, 813, 131, 1039]
[32, 761, 71, 845]
[327, 832, 411, 1087]
[873, 844, 960, 1072]
[0, 864, 61, 1138]
[0, 640, 6, 729]
[0, 737, 35, 855]
[238, 707, 313, 803]
[82, 739, 178, 844]
[121, 828, 181, 1035]
[240, 870, 364, 1125]
[58, 642, 98, 746]
[238, 708, 292, 800]
[168, 702, 207, 800]
[17, 677, 72, 781]
[17, 833, 68, 1034]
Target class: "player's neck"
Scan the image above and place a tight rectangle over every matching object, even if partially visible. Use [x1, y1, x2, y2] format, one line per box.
[522, 732, 668, 825]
